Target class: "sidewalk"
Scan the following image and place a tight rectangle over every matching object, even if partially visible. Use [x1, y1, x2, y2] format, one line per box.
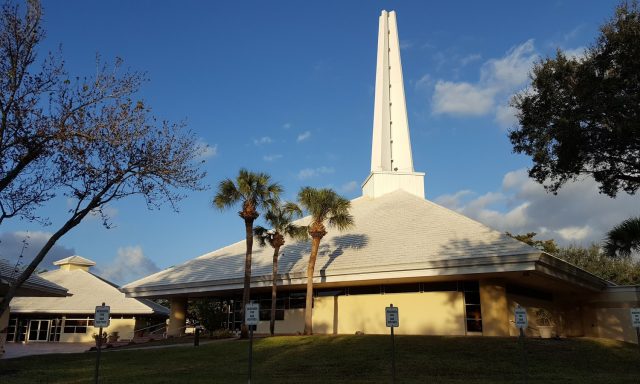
[2, 342, 93, 359]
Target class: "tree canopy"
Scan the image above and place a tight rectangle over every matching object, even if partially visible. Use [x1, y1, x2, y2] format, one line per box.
[510, 1, 640, 197]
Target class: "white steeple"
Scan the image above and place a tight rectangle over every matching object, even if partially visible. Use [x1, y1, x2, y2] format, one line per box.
[362, 10, 425, 199]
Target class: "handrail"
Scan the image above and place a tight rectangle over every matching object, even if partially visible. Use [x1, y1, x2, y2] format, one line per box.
[133, 322, 167, 334]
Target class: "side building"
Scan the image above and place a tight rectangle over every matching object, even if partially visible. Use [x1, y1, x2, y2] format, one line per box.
[1, 259, 68, 356]
[122, 10, 640, 342]
[6, 256, 169, 343]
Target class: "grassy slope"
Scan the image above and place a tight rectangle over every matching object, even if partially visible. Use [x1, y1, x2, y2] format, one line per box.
[1, 335, 640, 383]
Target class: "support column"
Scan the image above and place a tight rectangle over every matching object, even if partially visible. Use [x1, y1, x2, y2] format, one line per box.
[0, 304, 9, 357]
[167, 297, 188, 337]
[479, 280, 509, 336]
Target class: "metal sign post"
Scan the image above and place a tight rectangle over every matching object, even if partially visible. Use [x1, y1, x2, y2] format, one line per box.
[514, 306, 528, 384]
[94, 302, 110, 384]
[386, 304, 399, 384]
[245, 302, 260, 384]
[630, 308, 640, 353]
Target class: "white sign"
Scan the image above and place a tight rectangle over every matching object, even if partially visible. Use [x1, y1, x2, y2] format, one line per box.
[94, 305, 110, 328]
[514, 307, 528, 329]
[631, 308, 640, 328]
[386, 306, 399, 327]
[245, 303, 260, 326]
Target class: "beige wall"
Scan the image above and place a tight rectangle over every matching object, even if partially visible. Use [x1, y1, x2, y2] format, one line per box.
[311, 291, 465, 335]
[581, 287, 640, 343]
[59, 318, 136, 343]
[257, 309, 305, 334]
[507, 294, 557, 338]
[479, 280, 509, 336]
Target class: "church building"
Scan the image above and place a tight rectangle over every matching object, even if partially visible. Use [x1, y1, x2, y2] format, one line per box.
[122, 11, 640, 343]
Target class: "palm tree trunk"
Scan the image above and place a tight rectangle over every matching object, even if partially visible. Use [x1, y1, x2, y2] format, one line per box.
[270, 245, 280, 336]
[304, 235, 322, 335]
[241, 218, 255, 339]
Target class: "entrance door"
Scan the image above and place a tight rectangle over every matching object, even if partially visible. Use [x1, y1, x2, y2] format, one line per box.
[28, 320, 51, 342]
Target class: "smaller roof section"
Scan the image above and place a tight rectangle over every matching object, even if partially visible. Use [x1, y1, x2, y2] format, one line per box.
[53, 255, 96, 267]
[0, 260, 68, 297]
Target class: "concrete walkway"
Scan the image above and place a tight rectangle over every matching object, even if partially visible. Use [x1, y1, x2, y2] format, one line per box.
[2, 342, 93, 359]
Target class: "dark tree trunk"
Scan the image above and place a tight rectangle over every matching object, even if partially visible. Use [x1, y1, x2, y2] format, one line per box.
[304, 235, 323, 335]
[240, 217, 255, 339]
[270, 245, 281, 336]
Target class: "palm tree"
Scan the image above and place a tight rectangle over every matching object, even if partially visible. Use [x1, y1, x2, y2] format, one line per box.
[213, 169, 282, 338]
[297, 187, 354, 335]
[254, 202, 306, 335]
[604, 216, 640, 258]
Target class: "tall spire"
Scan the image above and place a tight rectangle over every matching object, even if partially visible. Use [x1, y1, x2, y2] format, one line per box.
[362, 10, 425, 199]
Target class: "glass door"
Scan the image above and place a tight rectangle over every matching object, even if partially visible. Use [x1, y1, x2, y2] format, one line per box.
[27, 320, 51, 342]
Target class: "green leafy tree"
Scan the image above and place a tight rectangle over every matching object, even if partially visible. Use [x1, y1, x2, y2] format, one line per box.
[603, 216, 640, 257]
[297, 187, 353, 335]
[510, 1, 640, 197]
[254, 202, 306, 335]
[189, 298, 226, 333]
[506, 232, 559, 254]
[556, 244, 640, 285]
[213, 169, 281, 338]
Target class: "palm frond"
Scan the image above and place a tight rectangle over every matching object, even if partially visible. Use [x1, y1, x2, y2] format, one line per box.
[213, 178, 241, 209]
[604, 216, 640, 258]
[253, 225, 271, 248]
[297, 187, 353, 232]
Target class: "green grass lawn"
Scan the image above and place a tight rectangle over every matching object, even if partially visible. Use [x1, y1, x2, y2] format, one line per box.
[1, 335, 640, 383]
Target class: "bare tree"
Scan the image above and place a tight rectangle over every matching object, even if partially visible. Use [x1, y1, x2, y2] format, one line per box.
[0, 0, 142, 225]
[0, 1, 207, 317]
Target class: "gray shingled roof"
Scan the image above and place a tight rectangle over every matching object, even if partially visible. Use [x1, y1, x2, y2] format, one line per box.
[0, 260, 68, 297]
[9, 268, 169, 315]
[123, 190, 548, 295]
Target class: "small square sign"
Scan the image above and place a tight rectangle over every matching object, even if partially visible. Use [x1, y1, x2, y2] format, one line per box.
[631, 308, 640, 328]
[94, 305, 110, 328]
[386, 306, 399, 327]
[514, 307, 527, 329]
[245, 303, 260, 326]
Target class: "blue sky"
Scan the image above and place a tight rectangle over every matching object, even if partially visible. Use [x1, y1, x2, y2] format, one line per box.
[2, 0, 639, 284]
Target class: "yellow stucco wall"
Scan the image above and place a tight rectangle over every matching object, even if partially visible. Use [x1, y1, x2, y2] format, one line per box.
[581, 288, 640, 343]
[507, 294, 558, 338]
[257, 309, 305, 334]
[312, 292, 466, 335]
[59, 318, 136, 343]
[479, 280, 509, 336]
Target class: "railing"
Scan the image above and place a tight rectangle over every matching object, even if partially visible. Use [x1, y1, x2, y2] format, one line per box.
[132, 322, 167, 339]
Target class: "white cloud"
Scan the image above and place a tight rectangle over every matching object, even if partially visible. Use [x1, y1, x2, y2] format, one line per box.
[263, 154, 283, 162]
[432, 81, 495, 116]
[414, 74, 433, 91]
[297, 166, 334, 180]
[480, 39, 537, 90]
[340, 181, 359, 193]
[297, 131, 311, 142]
[283, 123, 292, 129]
[400, 40, 413, 50]
[563, 46, 586, 60]
[495, 104, 519, 129]
[434, 169, 640, 246]
[194, 139, 217, 161]
[460, 53, 482, 66]
[431, 40, 538, 122]
[253, 136, 273, 146]
[0, 231, 75, 271]
[97, 246, 160, 285]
